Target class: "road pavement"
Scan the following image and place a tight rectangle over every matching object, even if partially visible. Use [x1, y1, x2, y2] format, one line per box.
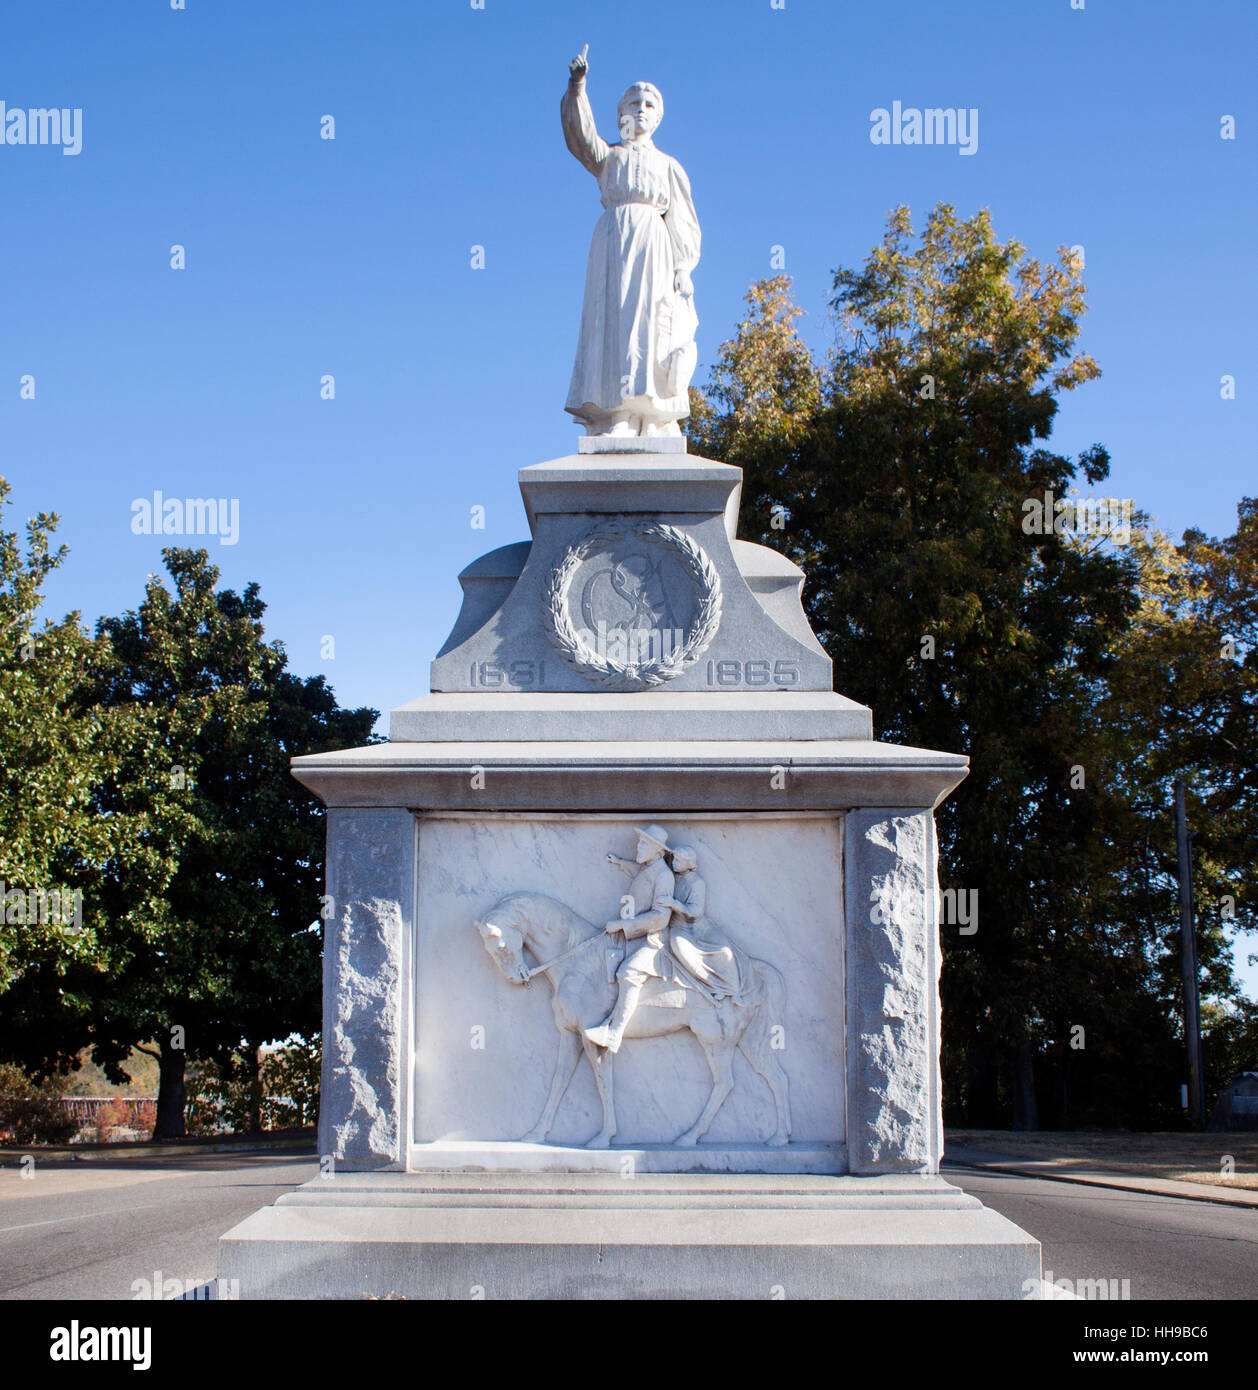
[0, 1150, 317, 1300]
[945, 1162, 1258, 1300]
[1, 1149, 1254, 1299]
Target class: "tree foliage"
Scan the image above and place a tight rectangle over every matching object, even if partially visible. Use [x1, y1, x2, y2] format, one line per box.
[187, 1034, 321, 1135]
[0, 1062, 78, 1144]
[0, 530, 377, 1137]
[690, 205, 1256, 1127]
[0, 480, 148, 993]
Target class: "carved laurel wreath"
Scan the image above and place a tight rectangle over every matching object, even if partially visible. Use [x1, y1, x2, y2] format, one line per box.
[542, 518, 722, 691]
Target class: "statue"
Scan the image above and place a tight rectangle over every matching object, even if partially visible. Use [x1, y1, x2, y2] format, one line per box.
[585, 835, 747, 1051]
[661, 846, 746, 1003]
[561, 45, 700, 438]
[474, 826, 793, 1148]
[583, 824, 678, 1053]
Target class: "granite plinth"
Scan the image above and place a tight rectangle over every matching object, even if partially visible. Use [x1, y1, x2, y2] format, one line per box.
[431, 453, 834, 695]
[389, 691, 874, 743]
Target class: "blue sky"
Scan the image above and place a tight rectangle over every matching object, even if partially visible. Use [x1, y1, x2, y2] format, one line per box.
[3, 3, 1254, 987]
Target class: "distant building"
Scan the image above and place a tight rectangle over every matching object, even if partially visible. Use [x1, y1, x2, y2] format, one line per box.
[1208, 1072, 1258, 1132]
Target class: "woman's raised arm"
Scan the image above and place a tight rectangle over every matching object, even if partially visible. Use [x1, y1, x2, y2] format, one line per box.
[561, 45, 609, 176]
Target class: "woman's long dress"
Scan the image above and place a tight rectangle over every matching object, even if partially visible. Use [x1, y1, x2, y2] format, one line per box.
[667, 873, 746, 1003]
[561, 79, 700, 432]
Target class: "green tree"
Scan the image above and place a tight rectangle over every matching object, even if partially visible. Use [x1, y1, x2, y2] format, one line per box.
[185, 1033, 320, 1135]
[1080, 508, 1258, 1116]
[0, 548, 377, 1137]
[0, 479, 114, 991]
[0, 479, 175, 1080]
[691, 206, 1173, 1127]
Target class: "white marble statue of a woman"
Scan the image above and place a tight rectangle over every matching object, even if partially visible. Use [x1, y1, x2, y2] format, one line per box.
[561, 46, 700, 438]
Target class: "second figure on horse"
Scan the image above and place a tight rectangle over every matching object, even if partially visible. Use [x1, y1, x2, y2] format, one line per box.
[584, 826, 746, 1053]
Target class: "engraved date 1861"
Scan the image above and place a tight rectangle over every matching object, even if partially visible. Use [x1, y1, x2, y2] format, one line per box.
[469, 660, 546, 688]
[468, 658, 801, 688]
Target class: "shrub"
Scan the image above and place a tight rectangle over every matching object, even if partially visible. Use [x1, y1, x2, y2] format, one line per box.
[262, 1037, 320, 1129]
[184, 1036, 320, 1134]
[0, 1063, 79, 1145]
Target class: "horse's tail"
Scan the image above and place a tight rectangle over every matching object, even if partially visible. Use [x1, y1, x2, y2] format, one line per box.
[739, 959, 786, 1051]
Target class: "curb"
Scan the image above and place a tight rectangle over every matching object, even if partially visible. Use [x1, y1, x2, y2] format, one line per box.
[944, 1147, 1258, 1210]
[0, 1134, 316, 1166]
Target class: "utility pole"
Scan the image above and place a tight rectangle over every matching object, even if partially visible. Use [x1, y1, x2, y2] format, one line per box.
[1174, 779, 1205, 1128]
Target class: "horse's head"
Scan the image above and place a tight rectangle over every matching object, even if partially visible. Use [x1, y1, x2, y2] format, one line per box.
[476, 914, 531, 985]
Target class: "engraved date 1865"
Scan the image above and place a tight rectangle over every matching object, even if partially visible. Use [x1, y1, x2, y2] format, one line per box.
[705, 659, 799, 687]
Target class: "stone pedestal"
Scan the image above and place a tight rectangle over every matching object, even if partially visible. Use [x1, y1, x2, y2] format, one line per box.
[219, 446, 1042, 1298]
[220, 1173, 1039, 1301]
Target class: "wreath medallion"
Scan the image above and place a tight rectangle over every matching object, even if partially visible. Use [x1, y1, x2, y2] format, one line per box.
[542, 518, 722, 690]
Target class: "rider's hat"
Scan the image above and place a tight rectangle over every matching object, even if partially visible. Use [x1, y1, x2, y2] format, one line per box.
[634, 824, 670, 850]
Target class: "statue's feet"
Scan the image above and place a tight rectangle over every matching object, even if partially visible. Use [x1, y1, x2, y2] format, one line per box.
[583, 1024, 622, 1053]
[520, 1127, 548, 1144]
[675, 1128, 701, 1147]
[587, 1131, 614, 1149]
[766, 1131, 789, 1149]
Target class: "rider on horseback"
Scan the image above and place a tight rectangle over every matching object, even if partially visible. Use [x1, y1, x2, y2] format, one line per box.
[585, 831, 750, 1053]
[583, 824, 675, 1053]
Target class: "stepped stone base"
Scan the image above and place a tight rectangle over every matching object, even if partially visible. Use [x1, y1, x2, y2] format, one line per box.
[219, 1171, 1042, 1300]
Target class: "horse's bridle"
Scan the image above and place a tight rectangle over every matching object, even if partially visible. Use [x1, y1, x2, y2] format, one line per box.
[524, 934, 603, 982]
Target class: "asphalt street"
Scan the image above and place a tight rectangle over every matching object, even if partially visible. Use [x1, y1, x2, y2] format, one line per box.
[0, 1151, 317, 1301]
[944, 1162, 1258, 1301]
[0, 1150, 1254, 1300]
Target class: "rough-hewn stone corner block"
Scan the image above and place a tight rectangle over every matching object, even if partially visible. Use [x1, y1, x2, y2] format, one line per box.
[846, 809, 942, 1175]
[320, 808, 414, 1169]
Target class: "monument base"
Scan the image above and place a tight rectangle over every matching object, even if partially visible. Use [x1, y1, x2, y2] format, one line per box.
[219, 1171, 1041, 1300]
[405, 1140, 843, 1174]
